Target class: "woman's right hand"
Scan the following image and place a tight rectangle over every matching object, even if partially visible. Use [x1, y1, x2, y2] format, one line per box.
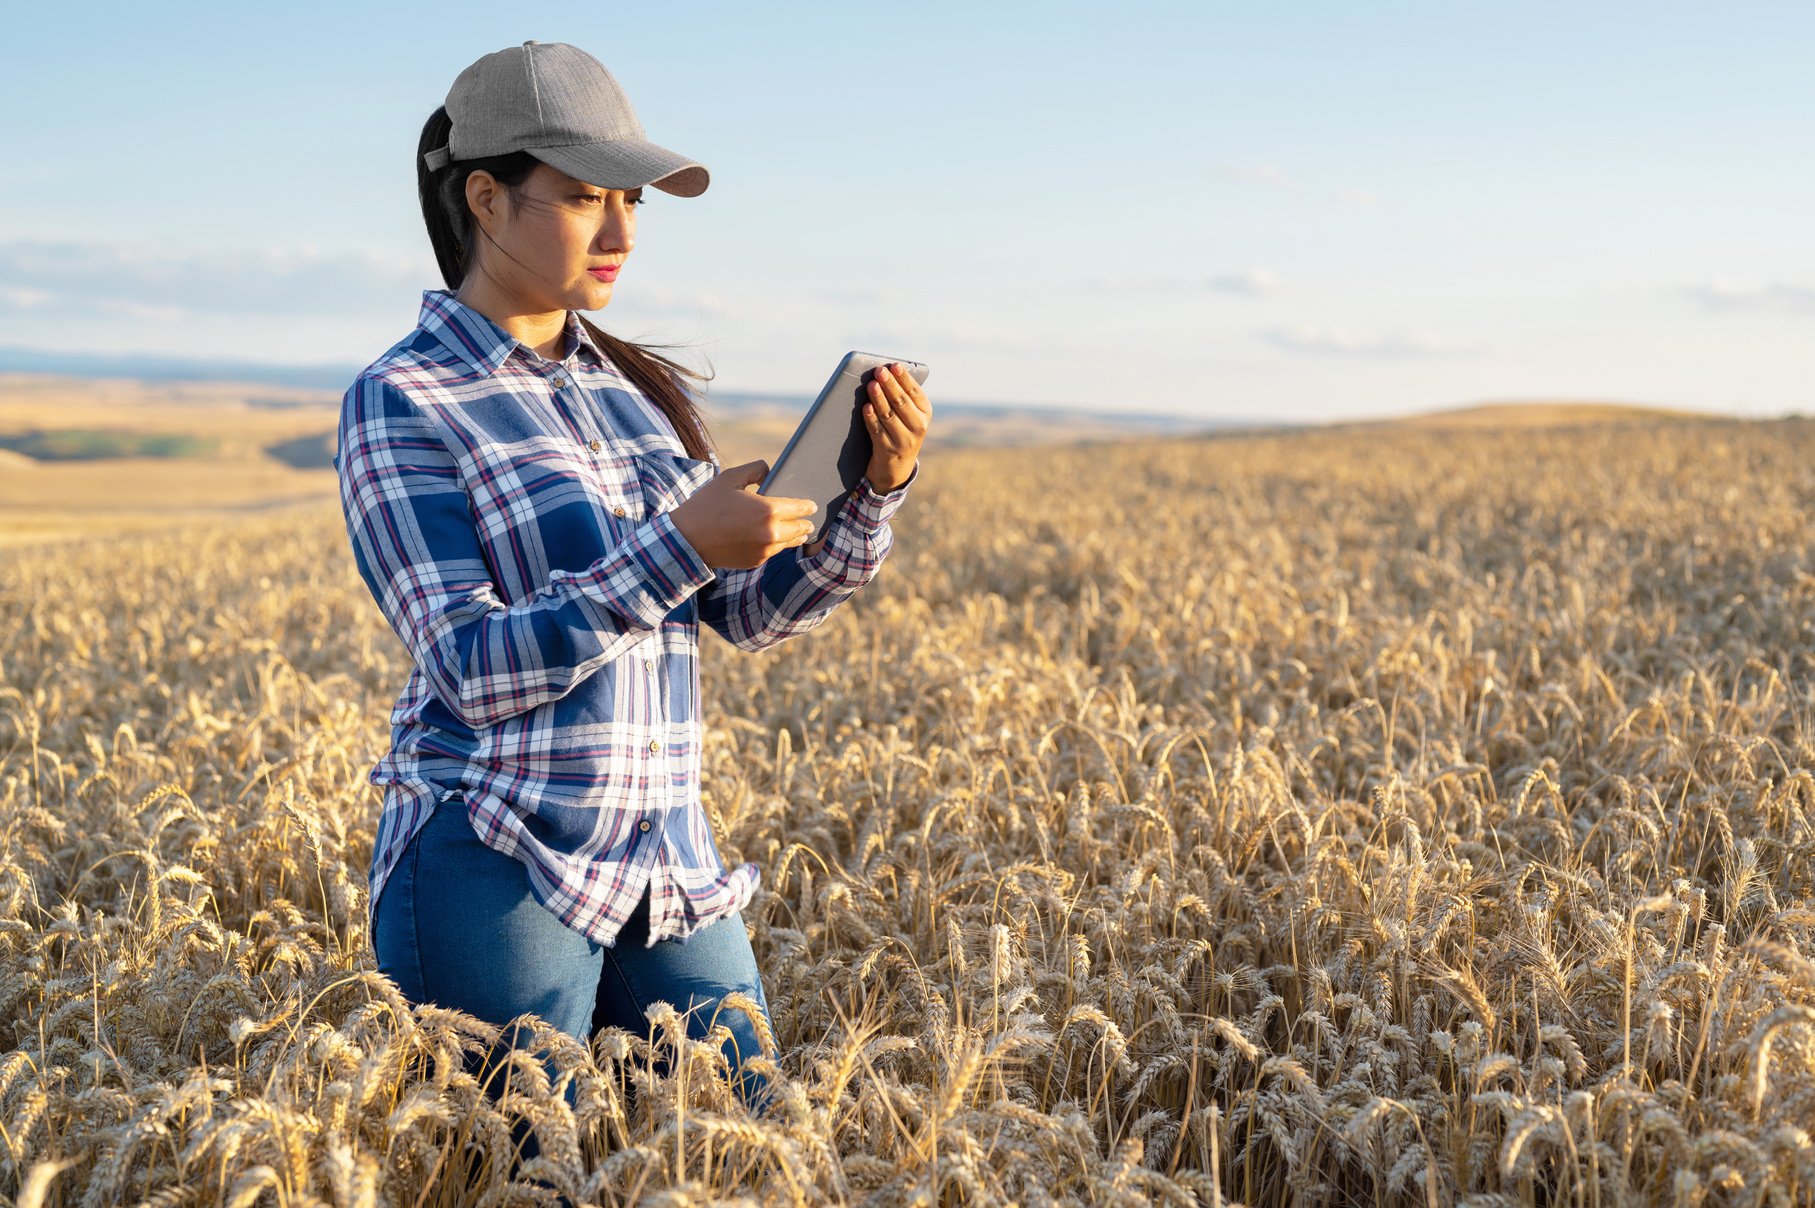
[668, 460, 820, 569]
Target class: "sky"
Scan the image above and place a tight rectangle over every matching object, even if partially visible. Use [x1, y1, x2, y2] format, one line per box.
[1, 1, 1811, 422]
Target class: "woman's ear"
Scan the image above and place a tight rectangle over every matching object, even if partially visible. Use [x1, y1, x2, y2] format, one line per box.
[464, 169, 503, 234]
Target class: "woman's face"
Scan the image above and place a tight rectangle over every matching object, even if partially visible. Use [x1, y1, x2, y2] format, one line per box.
[464, 162, 643, 313]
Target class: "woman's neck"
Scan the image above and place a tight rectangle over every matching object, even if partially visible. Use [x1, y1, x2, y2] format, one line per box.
[453, 279, 569, 361]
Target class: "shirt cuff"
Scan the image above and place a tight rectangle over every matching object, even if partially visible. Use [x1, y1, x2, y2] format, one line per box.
[594, 507, 718, 628]
[843, 459, 919, 534]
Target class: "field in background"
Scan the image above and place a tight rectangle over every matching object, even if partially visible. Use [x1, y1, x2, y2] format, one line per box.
[3, 407, 1814, 1204]
[0, 372, 1224, 548]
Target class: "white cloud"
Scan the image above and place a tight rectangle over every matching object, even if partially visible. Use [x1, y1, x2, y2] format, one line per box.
[0, 284, 51, 309]
[841, 320, 1044, 356]
[0, 238, 431, 319]
[1089, 268, 1284, 296]
[94, 298, 191, 322]
[1332, 188, 1380, 208]
[1208, 268, 1284, 296]
[1688, 280, 1815, 314]
[0, 238, 755, 336]
[1264, 324, 1480, 358]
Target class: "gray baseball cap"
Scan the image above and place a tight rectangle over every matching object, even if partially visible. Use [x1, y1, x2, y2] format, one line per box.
[423, 40, 709, 197]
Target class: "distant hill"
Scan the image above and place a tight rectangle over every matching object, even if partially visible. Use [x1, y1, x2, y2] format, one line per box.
[0, 428, 218, 461]
[1354, 399, 1727, 429]
[0, 345, 359, 391]
[0, 352, 1256, 445]
[0, 372, 1257, 539]
[264, 432, 336, 470]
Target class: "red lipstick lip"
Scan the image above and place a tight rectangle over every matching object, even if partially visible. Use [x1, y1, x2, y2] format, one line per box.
[588, 266, 620, 279]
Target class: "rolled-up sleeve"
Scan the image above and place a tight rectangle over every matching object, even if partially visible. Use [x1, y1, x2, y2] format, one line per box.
[697, 459, 917, 652]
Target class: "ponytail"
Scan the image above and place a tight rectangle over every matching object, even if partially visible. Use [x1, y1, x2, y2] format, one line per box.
[414, 106, 719, 462]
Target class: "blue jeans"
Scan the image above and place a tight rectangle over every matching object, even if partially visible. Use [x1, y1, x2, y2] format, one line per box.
[373, 795, 776, 1166]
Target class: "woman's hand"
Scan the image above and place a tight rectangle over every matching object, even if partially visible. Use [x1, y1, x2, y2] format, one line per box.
[670, 460, 818, 569]
[863, 363, 931, 492]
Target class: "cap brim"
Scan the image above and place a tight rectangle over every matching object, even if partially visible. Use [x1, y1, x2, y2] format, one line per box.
[529, 141, 709, 197]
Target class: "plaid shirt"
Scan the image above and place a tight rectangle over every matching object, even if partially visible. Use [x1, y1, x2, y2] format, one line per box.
[337, 289, 916, 948]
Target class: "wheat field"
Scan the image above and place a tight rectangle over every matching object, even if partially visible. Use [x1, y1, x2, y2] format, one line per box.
[3, 415, 1814, 1207]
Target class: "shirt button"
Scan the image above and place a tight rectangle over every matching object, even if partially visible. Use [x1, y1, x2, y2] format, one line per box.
[588, 439, 602, 452]
[645, 658, 655, 671]
[639, 819, 651, 833]
[614, 505, 627, 517]
[649, 738, 661, 754]
[553, 375, 568, 389]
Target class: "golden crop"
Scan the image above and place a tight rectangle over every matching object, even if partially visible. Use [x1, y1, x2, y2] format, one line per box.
[2, 416, 1813, 1206]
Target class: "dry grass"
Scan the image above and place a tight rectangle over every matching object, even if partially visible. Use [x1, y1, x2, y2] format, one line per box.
[3, 414, 1815, 1206]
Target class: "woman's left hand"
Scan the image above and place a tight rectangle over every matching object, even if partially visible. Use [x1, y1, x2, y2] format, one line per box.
[863, 363, 931, 492]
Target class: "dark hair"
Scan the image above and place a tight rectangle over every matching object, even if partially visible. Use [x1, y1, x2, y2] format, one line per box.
[416, 105, 718, 462]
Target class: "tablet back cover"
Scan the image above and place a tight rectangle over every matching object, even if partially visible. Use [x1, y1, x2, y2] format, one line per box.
[760, 352, 928, 545]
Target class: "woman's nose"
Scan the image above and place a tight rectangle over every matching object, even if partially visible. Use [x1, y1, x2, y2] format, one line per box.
[599, 201, 635, 253]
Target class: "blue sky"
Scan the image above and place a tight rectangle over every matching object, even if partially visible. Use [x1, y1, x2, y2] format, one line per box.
[1, 2, 1811, 421]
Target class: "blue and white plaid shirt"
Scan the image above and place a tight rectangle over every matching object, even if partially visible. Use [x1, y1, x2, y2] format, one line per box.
[337, 289, 916, 947]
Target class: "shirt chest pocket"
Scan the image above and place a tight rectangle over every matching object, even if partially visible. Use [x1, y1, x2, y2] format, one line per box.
[631, 447, 718, 520]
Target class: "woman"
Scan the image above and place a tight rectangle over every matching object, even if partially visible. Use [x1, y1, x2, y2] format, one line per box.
[335, 39, 929, 1164]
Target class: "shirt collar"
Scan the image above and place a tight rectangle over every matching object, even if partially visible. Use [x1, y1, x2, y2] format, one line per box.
[418, 289, 607, 377]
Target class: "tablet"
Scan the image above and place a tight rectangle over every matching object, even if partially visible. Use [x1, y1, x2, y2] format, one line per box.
[758, 351, 929, 546]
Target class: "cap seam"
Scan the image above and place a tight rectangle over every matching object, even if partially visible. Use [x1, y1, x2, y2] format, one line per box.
[534, 137, 668, 151]
[524, 42, 547, 138]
